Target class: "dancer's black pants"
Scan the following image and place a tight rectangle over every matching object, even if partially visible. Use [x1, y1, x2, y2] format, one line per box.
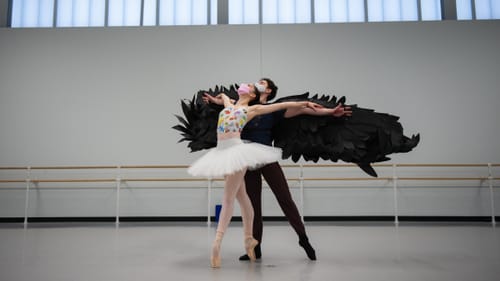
[244, 162, 306, 244]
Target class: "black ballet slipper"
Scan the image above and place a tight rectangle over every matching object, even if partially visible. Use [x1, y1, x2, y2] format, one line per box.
[239, 245, 262, 261]
[299, 235, 316, 261]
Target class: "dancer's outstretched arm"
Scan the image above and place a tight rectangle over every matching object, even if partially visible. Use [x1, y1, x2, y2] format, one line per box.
[284, 103, 352, 118]
[204, 92, 351, 118]
[247, 101, 316, 120]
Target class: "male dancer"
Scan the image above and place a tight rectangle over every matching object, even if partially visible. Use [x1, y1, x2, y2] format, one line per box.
[204, 78, 351, 261]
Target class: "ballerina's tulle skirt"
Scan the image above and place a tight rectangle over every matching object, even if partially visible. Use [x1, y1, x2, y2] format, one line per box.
[188, 138, 282, 177]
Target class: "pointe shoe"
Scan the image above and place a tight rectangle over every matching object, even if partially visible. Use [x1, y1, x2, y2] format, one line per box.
[211, 231, 223, 268]
[211, 255, 221, 268]
[244, 237, 259, 262]
[239, 244, 262, 261]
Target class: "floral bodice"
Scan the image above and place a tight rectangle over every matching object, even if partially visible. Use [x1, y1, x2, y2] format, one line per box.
[217, 106, 248, 134]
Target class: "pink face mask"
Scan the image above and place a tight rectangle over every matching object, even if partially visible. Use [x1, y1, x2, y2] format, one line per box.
[237, 84, 251, 95]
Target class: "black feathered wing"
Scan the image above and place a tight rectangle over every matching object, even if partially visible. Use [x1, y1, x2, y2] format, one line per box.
[172, 85, 238, 152]
[271, 93, 420, 177]
[172, 87, 420, 177]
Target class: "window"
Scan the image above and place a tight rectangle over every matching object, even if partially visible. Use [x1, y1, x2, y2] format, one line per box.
[456, 0, 473, 20]
[159, 0, 208, 26]
[474, 0, 500, 20]
[367, 0, 419, 22]
[9, 0, 500, 28]
[143, 0, 157, 26]
[108, 0, 141, 26]
[56, 0, 105, 27]
[456, 0, 500, 20]
[11, 0, 54, 28]
[263, 0, 311, 24]
[11, 0, 211, 27]
[228, 0, 259, 24]
[315, 0, 364, 23]
[420, 0, 441, 21]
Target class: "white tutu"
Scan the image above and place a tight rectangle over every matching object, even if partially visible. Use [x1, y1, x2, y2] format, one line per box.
[188, 138, 282, 177]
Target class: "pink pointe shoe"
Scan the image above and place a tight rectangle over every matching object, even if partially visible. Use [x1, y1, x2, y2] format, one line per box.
[245, 237, 259, 262]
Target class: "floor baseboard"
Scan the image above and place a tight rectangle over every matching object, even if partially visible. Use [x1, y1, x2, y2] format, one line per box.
[0, 216, 497, 223]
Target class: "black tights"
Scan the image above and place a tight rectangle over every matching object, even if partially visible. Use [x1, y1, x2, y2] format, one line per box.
[244, 162, 306, 244]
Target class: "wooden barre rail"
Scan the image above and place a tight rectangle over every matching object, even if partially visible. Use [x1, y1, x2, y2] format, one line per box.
[0, 165, 189, 170]
[1, 163, 499, 185]
[393, 164, 500, 167]
[0, 178, 225, 184]
[1, 177, 499, 185]
[282, 163, 500, 168]
[291, 177, 500, 181]
[1, 164, 500, 170]
[1, 164, 498, 227]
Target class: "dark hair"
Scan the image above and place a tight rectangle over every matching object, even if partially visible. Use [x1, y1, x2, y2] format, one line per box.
[248, 89, 261, 106]
[260, 78, 278, 101]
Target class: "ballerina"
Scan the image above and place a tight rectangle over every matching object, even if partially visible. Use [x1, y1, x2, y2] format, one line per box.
[187, 83, 319, 268]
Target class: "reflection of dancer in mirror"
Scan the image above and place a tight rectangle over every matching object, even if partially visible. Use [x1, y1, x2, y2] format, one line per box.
[188, 83, 321, 268]
[203, 78, 352, 262]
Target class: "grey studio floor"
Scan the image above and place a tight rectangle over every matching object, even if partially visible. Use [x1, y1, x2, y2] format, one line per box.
[1, 221, 499, 281]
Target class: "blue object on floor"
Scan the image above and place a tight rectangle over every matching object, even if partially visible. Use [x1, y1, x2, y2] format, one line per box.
[215, 204, 222, 222]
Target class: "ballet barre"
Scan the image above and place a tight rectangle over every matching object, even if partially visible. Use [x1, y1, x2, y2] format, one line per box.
[1, 164, 499, 227]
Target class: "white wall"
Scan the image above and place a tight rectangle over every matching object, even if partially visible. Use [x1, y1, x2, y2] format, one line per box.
[1, 21, 499, 218]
